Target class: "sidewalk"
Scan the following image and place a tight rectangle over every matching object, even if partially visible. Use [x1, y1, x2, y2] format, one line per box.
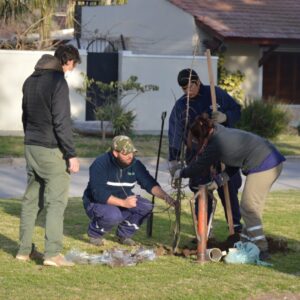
[0, 156, 299, 199]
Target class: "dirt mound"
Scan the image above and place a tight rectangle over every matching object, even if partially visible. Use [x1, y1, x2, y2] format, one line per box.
[155, 235, 290, 257]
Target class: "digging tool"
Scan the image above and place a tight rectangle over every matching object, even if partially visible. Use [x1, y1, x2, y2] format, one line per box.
[146, 111, 167, 237]
[207, 192, 218, 238]
[206, 49, 235, 235]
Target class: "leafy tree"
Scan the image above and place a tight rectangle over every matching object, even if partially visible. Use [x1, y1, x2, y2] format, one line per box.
[0, 0, 28, 23]
[0, 0, 73, 49]
[30, 0, 66, 49]
[217, 54, 246, 104]
[77, 75, 159, 140]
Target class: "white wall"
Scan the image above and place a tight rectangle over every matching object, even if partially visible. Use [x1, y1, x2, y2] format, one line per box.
[80, 0, 197, 55]
[0, 49, 217, 134]
[224, 43, 261, 99]
[119, 51, 218, 133]
[0, 50, 87, 133]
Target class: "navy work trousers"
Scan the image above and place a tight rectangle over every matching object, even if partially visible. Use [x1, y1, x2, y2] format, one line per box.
[84, 196, 153, 239]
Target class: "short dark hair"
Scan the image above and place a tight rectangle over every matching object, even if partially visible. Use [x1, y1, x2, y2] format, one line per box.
[54, 44, 81, 66]
[177, 68, 199, 87]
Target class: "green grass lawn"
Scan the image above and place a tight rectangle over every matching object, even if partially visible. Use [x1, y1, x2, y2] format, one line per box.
[0, 133, 300, 158]
[0, 191, 299, 300]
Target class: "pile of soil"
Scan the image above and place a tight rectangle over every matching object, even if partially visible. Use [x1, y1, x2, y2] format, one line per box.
[154, 235, 290, 258]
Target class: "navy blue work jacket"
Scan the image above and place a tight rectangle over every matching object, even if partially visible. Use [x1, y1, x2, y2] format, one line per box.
[83, 152, 158, 204]
[168, 83, 241, 161]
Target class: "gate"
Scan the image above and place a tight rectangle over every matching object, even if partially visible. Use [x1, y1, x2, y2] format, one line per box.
[86, 52, 119, 120]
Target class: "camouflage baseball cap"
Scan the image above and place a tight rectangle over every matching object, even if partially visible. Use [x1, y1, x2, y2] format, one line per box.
[111, 135, 137, 154]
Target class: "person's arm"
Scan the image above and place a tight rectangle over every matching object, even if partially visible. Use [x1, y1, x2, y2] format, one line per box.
[168, 102, 185, 161]
[134, 161, 177, 207]
[151, 185, 177, 207]
[51, 76, 77, 159]
[88, 157, 116, 204]
[180, 143, 220, 179]
[215, 87, 241, 127]
[22, 81, 28, 133]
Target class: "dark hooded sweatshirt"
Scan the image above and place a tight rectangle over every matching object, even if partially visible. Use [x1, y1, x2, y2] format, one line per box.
[22, 54, 76, 158]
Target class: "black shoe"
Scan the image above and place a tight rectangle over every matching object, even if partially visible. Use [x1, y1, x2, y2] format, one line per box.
[89, 237, 104, 246]
[118, 237, 136, 246]
[234, 225, 242, 234]
[259, 250, 271, 261]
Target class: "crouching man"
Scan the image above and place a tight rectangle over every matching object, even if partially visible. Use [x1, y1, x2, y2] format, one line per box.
[82, 135, 177, 246]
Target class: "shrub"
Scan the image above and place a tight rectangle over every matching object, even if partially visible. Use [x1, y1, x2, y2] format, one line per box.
[77, 74, 159, 140]
[236, 99, 290, 139]
[217, 54, 246, 104]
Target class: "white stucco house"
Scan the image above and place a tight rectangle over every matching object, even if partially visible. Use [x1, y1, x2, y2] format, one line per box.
[75, 0, 300, 125]
[1, 0, 299, 134]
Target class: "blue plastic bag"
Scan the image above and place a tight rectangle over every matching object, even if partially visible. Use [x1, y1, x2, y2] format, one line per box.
[224, 241, 272, 266]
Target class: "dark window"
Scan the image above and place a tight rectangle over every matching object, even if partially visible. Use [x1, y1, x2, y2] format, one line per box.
[263, 52, 300, 104]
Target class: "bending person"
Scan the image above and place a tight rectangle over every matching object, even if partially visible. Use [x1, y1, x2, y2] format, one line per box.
[82, 135, 177, 246]
[174, 113, 285, 260]
[168, 68, 242, 233]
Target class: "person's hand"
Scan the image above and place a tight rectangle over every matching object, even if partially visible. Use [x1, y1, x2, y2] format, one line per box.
[211, 111, 227, 123]
[171, 169, 182, 189]
[207, 180, 218, 191]
[124, 195, 137, 208]
[207, 172, 230, 191]
[168, 160, 182, 177]
[173, 169, 181, 180]
[165, 195, 177, 208]
[68, 157, 80, 173]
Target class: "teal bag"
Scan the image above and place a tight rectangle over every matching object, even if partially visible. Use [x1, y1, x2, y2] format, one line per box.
[224, 241, 272, 266]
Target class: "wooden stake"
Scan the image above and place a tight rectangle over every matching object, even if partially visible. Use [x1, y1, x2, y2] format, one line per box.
[205, 49, 235, 236]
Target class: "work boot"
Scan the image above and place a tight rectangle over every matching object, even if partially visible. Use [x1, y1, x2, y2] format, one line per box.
[29, 243, 44, 260]
[16, 243, 44, 262]
[234, 225, 243, 234]
[43, 254, 74, 267]
[118, 237, 136, 246]
[89, 236, 104, 246]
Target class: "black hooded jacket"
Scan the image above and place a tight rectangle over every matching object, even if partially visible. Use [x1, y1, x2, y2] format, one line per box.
[22, 54, 76, 158]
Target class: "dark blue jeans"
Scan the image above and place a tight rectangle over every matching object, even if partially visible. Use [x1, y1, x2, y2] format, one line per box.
[84, 195, 153, 239]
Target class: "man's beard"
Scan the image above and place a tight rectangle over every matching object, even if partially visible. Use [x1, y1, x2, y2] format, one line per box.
[116, 157, 131, 168]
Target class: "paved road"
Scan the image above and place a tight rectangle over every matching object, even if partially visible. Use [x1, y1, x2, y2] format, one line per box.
[0, 156, 299, 199]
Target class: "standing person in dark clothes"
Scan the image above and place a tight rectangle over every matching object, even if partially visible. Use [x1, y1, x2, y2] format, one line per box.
[82, 135, 177, 246]
[174, 113, 285, 260]
[168, 68, 242, 233]
[16, 45, 81, 267]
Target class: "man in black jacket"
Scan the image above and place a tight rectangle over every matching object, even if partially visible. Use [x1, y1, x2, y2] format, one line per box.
[16, 45, 81, 267]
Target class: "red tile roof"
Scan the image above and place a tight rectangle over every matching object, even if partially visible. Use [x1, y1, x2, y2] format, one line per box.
[169, 0, 300, 43]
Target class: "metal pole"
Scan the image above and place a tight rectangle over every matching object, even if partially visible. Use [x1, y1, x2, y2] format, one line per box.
[146, 111, 167, 237]
[197, 185, 208, 263]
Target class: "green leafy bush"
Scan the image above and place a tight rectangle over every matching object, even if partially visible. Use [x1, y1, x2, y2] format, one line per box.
[217, 54, 245, 104]
[237, 99, 290, 139]
[77, 74, 159, 140]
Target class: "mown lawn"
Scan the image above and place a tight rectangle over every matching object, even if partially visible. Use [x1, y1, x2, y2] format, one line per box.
[0, 191, 299, 300]
[0, 133, 300, 158]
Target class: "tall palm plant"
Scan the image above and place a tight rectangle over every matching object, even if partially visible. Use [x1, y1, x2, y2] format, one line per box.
[30, 0, 65, 49]
[0, 0, 29, 23]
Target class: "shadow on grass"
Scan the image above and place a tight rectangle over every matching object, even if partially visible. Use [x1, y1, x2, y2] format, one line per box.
[0, 233, 19, 258]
